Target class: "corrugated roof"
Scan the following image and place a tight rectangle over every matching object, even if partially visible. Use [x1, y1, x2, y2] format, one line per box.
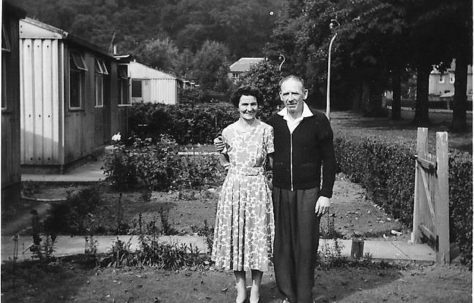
[229, 57, 265, 72]
[20, 18, 115, 59]
[128, 61, 177, 79]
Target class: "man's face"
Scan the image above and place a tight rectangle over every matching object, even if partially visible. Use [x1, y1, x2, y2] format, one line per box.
[279, 78, 308, 115]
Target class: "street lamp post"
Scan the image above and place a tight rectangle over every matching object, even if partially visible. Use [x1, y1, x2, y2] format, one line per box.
[326, 19, 339, 120]
[278, 54, 286, 71]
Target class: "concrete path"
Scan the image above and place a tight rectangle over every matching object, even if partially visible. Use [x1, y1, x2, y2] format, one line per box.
[5, 152, 436, 264]
[1, 234, 435, 263]
[22, 157, 106, 183]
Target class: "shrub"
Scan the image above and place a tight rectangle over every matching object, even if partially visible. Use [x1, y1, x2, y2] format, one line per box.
[103, 135, 226, 191]
[449, 151, 473, 265]
[44, 186, 103, 235]
[334, 131, 472, 265]
[127, 102, 238, 144]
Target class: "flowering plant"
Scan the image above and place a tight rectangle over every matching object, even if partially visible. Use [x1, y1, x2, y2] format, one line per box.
[112, 132, 121, 143]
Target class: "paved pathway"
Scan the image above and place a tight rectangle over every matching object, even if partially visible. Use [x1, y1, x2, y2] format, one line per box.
[4, 151, 437, 264]
[1, 234, 435, 263]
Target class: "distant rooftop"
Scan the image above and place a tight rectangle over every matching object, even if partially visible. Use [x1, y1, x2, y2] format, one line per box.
[229, 57, 265, 72]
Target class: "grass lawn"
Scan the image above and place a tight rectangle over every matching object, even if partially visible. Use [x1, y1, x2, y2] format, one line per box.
[330, 110, 472, 153]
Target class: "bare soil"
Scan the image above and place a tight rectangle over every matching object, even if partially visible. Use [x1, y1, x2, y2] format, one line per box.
[8, 173, 406, 240]
[1, 258, 470, 302]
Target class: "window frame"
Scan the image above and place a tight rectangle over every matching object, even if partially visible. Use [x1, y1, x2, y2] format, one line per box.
[449, 74, 455, 84]
[1, 54, 8, 111]
[94, 59, 108, 108]
[95, 73, 104, 108]
[131, 79, 142, 98]
[118, 65, 131, 106]
[69, 51, 87, 110]
[2, 23, 11, 53]
[438, 74, 445, 84]
[2, 23, 11, 111]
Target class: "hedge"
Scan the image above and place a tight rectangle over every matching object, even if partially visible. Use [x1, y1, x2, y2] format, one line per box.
[103, 136, 226, 191]
[334, 131, 472, 265]
[128, 102, 239, 145]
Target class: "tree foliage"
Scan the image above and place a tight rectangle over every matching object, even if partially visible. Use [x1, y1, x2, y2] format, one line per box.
[267, 0, 472, 128]
[191, 41, 231, 91]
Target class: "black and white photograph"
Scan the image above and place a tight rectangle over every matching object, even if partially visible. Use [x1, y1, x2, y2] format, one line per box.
[1, 0, 472, 302]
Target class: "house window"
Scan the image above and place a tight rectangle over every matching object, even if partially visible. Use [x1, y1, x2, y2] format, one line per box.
[95, 58, 109, 107]
[69, 52, 87, 109]
[132, 80, 142, 98]
[1, 54, 8, 110]
[438, 74, 445, 84]
[449, 74, 455, 84]
[2, 23, 11, 110]
[118, 65, 130, 105]
[2, 23, 11, 52]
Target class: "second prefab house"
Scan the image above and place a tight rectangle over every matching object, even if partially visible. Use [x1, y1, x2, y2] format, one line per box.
[19, 18, 132, 173]
[129, 61, 180, 105]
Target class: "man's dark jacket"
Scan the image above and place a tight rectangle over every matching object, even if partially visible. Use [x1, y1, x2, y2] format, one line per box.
[268, 107, 336, 198]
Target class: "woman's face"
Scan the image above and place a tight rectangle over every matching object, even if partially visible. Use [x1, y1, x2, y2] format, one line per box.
[238, 95, 258, 121]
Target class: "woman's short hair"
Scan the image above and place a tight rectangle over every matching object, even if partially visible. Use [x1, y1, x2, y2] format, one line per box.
[230, 85, 263, 107]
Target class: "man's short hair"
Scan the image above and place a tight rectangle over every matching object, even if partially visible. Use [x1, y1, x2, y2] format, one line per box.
[279, 75, 305, 90]
[230, 85, 263, 107]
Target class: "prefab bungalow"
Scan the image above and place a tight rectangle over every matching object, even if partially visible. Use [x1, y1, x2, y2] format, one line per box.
[129, 61, 180, 105]
[2, 1, 27, 206]
[19, 18, 132, 173]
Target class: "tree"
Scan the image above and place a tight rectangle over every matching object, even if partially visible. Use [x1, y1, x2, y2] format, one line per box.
[191, 40, 230, 91]
[134, 37, 181, 74]
[448, 0, 472, 132]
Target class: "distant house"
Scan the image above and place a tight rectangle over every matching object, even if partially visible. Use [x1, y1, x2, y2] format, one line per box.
[129, 61, 181, 105]
[429, 60, 473, 101]
[228, 57, 265, 82]
[19, 18, 132, 173]
[2, 1, 27, 206]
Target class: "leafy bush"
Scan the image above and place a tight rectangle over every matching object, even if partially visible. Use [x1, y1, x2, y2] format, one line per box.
[99, 236, 211, 270]
[103, 135, 226, 191]
[334, 132, 473, 265]
[128, 102, 238, 145]
[449, 151, 473, 265]
[44, 186, 103, 235]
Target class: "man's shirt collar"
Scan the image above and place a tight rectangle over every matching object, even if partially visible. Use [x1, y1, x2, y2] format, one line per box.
[277, 102, 313, 120]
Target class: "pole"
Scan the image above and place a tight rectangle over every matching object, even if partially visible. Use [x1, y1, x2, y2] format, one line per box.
[326, 32, 337, 120]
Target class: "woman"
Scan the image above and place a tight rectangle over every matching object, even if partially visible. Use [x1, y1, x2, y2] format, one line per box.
[212, 86, 274, 303]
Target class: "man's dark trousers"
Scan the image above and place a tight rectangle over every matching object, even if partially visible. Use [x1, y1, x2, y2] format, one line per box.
[273, 186, 321, 303]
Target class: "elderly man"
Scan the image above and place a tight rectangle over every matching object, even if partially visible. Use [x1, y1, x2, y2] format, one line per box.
[269, 75, 336, 303]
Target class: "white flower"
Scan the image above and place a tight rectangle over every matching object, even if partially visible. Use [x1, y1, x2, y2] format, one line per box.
[112, 132, 121, 142]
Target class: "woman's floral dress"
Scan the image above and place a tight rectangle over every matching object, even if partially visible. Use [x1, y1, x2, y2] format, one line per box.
[212, 120, 275, 272]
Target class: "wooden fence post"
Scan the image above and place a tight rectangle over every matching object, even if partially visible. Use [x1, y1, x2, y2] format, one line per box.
[436, 132, 449, 264]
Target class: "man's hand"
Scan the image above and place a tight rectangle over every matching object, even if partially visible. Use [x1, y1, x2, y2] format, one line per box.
[315, 196, 330, 217]
[214, 136, 225, 153]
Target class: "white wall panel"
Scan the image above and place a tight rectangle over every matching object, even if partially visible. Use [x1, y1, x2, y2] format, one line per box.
[20, 38, 61, 165]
